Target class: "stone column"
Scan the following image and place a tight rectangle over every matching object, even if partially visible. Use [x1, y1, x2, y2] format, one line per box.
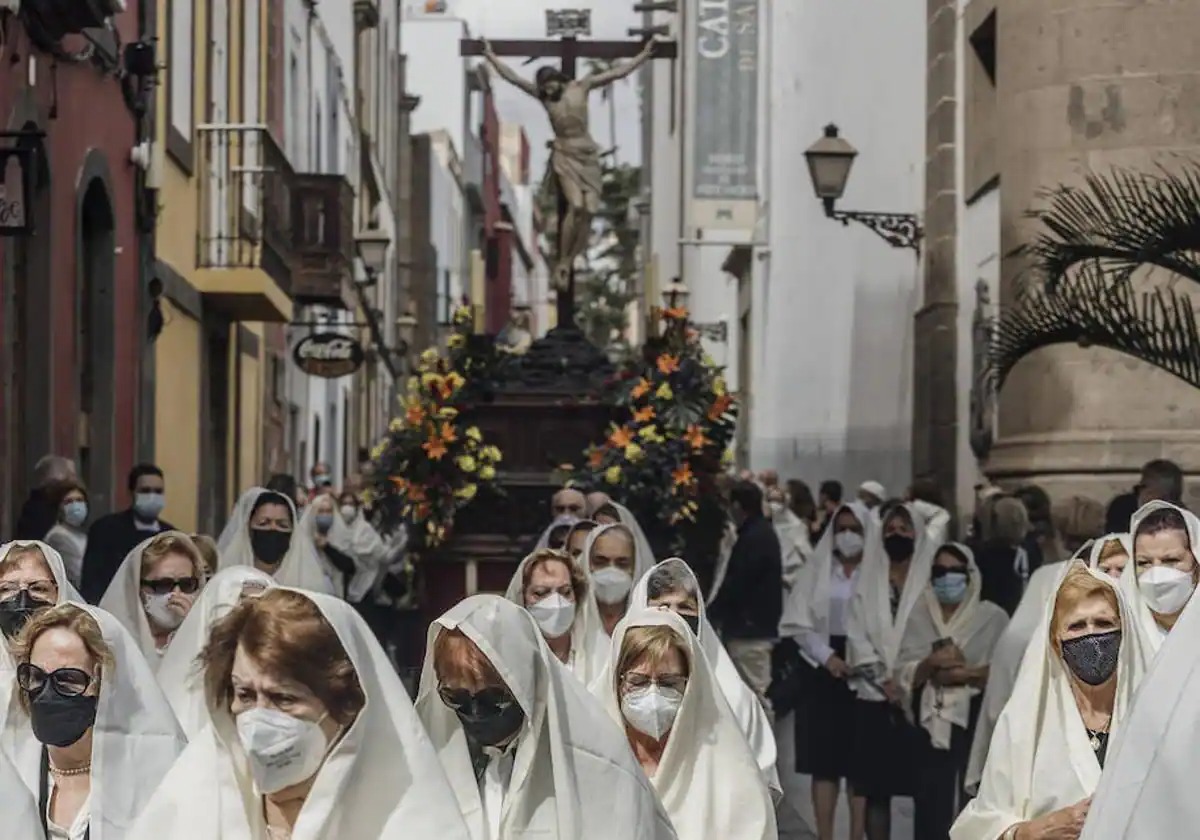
[991, 0, 1200, 505]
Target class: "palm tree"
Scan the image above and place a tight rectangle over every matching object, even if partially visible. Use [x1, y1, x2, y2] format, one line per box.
[993, 164, 1200, 390]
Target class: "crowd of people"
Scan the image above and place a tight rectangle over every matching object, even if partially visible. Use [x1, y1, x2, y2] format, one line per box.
[0, 453, 1197, 839]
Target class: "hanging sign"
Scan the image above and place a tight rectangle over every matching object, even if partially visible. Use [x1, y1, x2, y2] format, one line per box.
[293, 332, 365, 378]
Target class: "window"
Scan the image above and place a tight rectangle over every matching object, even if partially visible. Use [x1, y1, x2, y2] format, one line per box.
[168, 0, 196, 163]
[243, 0, 261, 124]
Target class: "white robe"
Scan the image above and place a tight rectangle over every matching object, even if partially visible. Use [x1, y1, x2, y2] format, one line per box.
[845, 502, 937, 701]
[894, 543, 1008, 751]
[1117, 501, 1200, 656]
[607, 501, 657, 580]
[98, 532, 204, 670]
[0, 541, 84, 734]
[217, 488, 333, 594]
[2, 604, 186, 840]
[155, 567, 275, 738]
[503, 550, 609, 687]
[297, 500, 388, 601]
[0, 738, 40, 838]
[770, 506, 812, 593]
[950, 561, 1153, 840]
[621, 557, 781, 799]
[1080, 526, 1200, 839]
[416, 595, 676, 840]
[581, 522, 654, 631]
[595, 609, 777, 840]
[129, 588, 472, 840]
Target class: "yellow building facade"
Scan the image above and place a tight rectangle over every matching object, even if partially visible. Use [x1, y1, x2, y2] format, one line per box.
[153, 0, 286, 532]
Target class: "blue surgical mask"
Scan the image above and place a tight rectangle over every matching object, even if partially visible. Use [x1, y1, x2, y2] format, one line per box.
[62, 501, 88, 528]
[315, 513, 335, 534]
[932, 572, 969, 605]
[133, 492, 165, 521]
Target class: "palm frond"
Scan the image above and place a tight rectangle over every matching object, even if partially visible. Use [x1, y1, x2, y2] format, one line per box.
[1023, 163, 1200, 288]
[991, 265, 1200, 389]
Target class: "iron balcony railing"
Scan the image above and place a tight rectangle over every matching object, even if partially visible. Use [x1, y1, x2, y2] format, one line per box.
[196, 124, 295, 294]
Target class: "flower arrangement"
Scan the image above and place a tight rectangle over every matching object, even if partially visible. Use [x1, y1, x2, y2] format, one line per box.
[569, 306, 737, 546]
[367, 306, 502, 547]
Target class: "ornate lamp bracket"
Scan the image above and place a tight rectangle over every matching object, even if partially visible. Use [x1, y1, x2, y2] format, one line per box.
[825, 199, 923, 254]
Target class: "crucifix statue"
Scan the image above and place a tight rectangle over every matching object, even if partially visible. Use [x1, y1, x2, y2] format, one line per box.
[462, 32, 676, 330]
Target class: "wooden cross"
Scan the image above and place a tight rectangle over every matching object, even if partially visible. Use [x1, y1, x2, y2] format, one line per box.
[460, 35, 677, 332]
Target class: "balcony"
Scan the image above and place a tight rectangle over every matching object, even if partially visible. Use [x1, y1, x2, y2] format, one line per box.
[195, 124, 295, 322]
[292, 174, 355, 309]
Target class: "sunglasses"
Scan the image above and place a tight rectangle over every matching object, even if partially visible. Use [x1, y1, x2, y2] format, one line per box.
[930, 566, 970, 580]
[140, 576, 200, 595]
[16, 663, 95, 697]
[0, 580, 57, 601]
[437, 685, 516, 716]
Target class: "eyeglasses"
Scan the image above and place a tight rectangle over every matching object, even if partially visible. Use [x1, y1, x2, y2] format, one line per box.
[930, 566, 970, 580]
[16, 663, 95, 697]
[621, 672, 688, 694]
[0, 580, 57, 601]
[437, 685, 516, 716]
[140, 576, 200, 595]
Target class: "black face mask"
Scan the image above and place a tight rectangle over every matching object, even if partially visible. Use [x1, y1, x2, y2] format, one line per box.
[0, 591, 52, 640]
[250, 529, 292, 569]
[680, 613, 701, 636]
[455, 700, 526, 748]
[883, 533, 915, 563]
[1061, 630, 1121, 686]
[28, 686, 98, 747]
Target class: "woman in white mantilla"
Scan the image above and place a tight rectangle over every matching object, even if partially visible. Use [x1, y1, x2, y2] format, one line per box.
[218, 488, 332, 594]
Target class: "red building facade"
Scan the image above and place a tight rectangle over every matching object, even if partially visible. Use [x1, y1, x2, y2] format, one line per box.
[0, 7, 149, 530]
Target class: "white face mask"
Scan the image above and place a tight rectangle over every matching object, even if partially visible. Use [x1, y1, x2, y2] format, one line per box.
[236, 707, 332, 795]
[620, 684, 684, 741]
[142, 592, 186, 631]
[1138, 564, 1197, 615]
[592, 566, 633, 605]
[527, 593, 576, 638]
[834, 530, 865, 559]
[768, 501, 784, 517]
[340, 505, 357, 524]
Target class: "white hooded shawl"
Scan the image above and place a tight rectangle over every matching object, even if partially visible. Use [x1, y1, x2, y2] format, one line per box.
[950, 561, 1152, 840]
[581, 522, 653, 620]
[534, 514, 580, 551]
[98, 531, 205, 669]
[894, 543, 1008, 750]
[415, 595, 676, 840]
[1079, 532, 1200, 840]
[0, 541, 84, 733]
[845, 502, 937, 701]
[1118, 500, 1200, 655]
[129, 588, 472, 840]
[2, 604, 186, 840]
[607, 501, 657, 576]
[503, 550, 609, 687]
[298, 498, 388, 602]
[217, 488, 333, 594]
[595, 609, 777, 840]
[155, 566, 275, 738]
[623, 557, 781, 798]
[0, 742, 40, 837]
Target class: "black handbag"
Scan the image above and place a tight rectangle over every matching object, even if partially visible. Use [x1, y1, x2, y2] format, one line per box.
[767, 637, 809, 719]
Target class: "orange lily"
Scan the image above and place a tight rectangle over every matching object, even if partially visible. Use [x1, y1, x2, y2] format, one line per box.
[633, 405, 656, 424]
[631, 378, 651, 400]
[423, 438, 449, 460]
[683, 424, 709, 451]
[609, 426, 634, 448]
[656, 354, 680, 375]
[439, 421, 458, 444]
[405, 402, 425, 426]
[708, 394, 733, 421]
[672, 463, 694, 488]
[588, 448, 605, 468]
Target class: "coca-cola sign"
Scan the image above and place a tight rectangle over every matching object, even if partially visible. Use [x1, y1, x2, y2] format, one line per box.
[292, 332, 365, 378]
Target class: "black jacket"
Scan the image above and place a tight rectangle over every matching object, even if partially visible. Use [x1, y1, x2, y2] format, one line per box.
[708, 514, 783, 640]
[15, 489, 58, 541]
[80, 510, 176, 604]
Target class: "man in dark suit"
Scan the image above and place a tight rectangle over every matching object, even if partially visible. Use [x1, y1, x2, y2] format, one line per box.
[709, 480, 783, 719]
[80, 464, 175, 603]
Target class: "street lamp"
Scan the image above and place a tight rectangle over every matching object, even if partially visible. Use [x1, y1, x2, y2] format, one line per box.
[804, 124, 923, 254]
[395, 311, 418, 360]
[354, 229, 391, 284]
[662, 280, 690, 311]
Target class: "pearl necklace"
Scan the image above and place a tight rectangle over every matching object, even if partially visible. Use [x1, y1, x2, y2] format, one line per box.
[49, 762, 91, 777]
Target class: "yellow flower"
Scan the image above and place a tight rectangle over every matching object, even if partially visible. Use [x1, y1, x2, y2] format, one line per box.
[446, 371, 466, 391]
[713, 376, 727, 397]
[388, 418, 403, 432]
[605, 465, 622, 485]
[624, 443, 644, 462]
[457, 455, 478, 473]
[420, 348, 440, 366]
[480, 465, 496, 481]
[455, 483, 478, 501]
[466, 426, 482, 443]
[448, 333, 466, 349]
[421, 372, 441, 390]
[722, 447, 735, 466]
[702, 354, 716, 367]
[370, 440, 387, 459]
[438, 406, 459, 419]
[482, 445, 502, 463]
[638, 424, 660, 442]
[656, 382, 674, 401]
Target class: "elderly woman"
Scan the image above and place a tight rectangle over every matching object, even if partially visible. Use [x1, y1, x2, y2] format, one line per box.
[6, 602, 184, 839]
[1120, 501, 1200, 653]
[782, 502, 871, 840]
[583, 522, 652, 636]
[43, 480, 90, 590]
[534, 514, 579, 552]
[565, 520, 599, 561]
[894, 543, 1009, 838]
[596, 608, 776, 840]
[98, 531, 205, 664]
[130, 588, 470, 839]
[950, 562, 1153, 840]
[504, 548, 608, 685]
[627, 557, 781, 800]
[416, 595, 675, 840]
[155, 566, 274, 736]
[1089, 534, 1131, 580]
[218, 487, 332, 593]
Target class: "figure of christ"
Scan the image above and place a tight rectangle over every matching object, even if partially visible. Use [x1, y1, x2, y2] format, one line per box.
[481, 38, 655, 292]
